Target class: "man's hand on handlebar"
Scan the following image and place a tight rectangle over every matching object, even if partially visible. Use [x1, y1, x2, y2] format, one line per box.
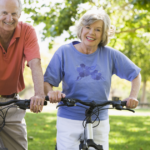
[30, 94, 45, 113]
[123, 97, 139, 109]
[47, 91, 66, 103]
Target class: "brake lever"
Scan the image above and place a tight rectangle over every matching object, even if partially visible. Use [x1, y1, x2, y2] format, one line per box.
[56, 104, 66, 108]
[114, 104, 135, 113]
[56, 99, 76, 108]
[121, 108, 135, 113]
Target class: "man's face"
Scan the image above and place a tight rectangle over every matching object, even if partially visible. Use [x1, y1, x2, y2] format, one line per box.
[0, 0, 21, 33]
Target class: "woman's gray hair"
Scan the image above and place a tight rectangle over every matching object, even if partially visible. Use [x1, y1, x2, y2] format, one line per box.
[76, 9, 116, 47]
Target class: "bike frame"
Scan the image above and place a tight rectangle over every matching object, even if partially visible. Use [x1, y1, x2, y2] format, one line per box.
[55, 98, 134, 150]
[79, 106, 103, 150]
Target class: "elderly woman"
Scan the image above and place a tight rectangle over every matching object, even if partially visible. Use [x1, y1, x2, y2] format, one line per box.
[44, 9, 141, 150]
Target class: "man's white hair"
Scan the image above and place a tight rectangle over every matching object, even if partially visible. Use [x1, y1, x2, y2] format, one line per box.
[17, 0, 22, 13]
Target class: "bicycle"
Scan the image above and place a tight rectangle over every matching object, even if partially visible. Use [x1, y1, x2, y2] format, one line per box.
[0, 97, 48, 150]
[53, 98, 135, 150]
[0, 98, 48, 132]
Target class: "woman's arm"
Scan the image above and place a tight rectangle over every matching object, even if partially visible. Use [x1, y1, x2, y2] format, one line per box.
[44, 82, 53, 95]
[44, 82, 65, 103]
[129, 73, 141, 98]
[123, 73, 141, 108]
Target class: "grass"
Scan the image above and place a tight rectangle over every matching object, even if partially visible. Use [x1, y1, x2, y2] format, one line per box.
[109, 115, 150, 150]
[25, 112, 57, 150]
[25, 111, 150, 150]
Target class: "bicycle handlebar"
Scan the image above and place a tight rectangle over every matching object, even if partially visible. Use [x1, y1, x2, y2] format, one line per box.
[57, 98, 134, 113]
[0, 97, 48, 110]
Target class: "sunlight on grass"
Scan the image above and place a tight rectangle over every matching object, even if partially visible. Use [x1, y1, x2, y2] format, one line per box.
[109, 116, 150, 150]
[25, 112, 57, 150]
[115, 121, 123, 126]
[25, 112, 150, 150]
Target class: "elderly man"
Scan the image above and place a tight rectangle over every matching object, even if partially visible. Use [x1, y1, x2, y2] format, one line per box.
[0, 0, 45, 149]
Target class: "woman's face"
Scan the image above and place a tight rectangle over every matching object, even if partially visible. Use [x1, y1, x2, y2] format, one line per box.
[81, 20, 103, 49]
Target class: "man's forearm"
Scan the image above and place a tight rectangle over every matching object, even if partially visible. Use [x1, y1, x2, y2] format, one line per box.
[29, 59, 44, 96]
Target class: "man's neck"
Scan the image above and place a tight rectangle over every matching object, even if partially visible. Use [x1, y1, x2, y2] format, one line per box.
[0, 29, 14, 52]
[0, 28, 14, 43]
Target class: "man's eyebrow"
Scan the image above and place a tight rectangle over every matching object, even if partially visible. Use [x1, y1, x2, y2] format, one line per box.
[1, 11, 7, 13]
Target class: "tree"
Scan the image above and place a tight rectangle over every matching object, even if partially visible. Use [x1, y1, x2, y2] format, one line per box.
[119, 36, 150, 103]
[23, 0, 91, 48]
[23, 0, 150, 47]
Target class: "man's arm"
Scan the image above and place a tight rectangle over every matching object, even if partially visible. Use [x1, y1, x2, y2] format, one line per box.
[28, 58, 45, 113]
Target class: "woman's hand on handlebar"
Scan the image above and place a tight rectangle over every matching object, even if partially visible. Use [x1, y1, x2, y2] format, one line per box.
[47, 91, 66, 103]
[123, 97, 139, 109]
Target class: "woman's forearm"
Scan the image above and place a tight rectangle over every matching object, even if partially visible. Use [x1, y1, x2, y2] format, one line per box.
[44, 82, 53, 95]
[129, 73, 141, 99]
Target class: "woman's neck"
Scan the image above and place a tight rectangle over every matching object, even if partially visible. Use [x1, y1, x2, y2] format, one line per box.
[74, 42, 98, 54]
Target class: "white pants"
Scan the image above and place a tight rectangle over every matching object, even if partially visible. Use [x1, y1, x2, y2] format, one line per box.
[57, 116, 110, 150]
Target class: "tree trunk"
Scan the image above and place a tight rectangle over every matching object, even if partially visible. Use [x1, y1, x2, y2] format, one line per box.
[140, 80, 147, 103]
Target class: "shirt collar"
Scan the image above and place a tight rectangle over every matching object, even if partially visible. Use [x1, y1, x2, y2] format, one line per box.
[12, 22, 21, 39]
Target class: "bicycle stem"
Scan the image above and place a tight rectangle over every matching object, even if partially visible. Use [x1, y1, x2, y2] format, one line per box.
[85, 123, 93, 140]
[84, 102, 103, 150]
[85, 106, 94, 139]
[85, 122, 103, 150]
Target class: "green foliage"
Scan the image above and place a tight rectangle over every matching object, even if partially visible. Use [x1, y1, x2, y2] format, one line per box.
[113, 35, 150, 82]
[23, 0, 150, 51]
[23, 0, 150, 42]
[132, 0, 150, 11]
[23, 0, 90, 45]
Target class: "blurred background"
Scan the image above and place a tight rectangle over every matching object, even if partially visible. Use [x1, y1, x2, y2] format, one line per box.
[20, 0, 150, 108]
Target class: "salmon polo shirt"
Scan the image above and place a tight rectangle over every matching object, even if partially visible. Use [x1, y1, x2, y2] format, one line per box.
[0, 22, 40, 95]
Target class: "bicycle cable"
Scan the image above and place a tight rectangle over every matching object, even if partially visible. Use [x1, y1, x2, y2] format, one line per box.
[71, 104, 103, 128]
[83, 106, 114, 128]
[90, 107, 116, 128]
[83, 106, 101, 128]
[0, 105, 16, 132]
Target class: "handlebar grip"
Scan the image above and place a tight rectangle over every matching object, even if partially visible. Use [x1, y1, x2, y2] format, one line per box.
[45, 96, 49, 101]
[44, 101, 47, 105]
[121, 101, 127, 107]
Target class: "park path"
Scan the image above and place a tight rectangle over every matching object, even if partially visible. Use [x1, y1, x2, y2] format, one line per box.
[108, 109, 150, 116]
[27, 102, 150, 116]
